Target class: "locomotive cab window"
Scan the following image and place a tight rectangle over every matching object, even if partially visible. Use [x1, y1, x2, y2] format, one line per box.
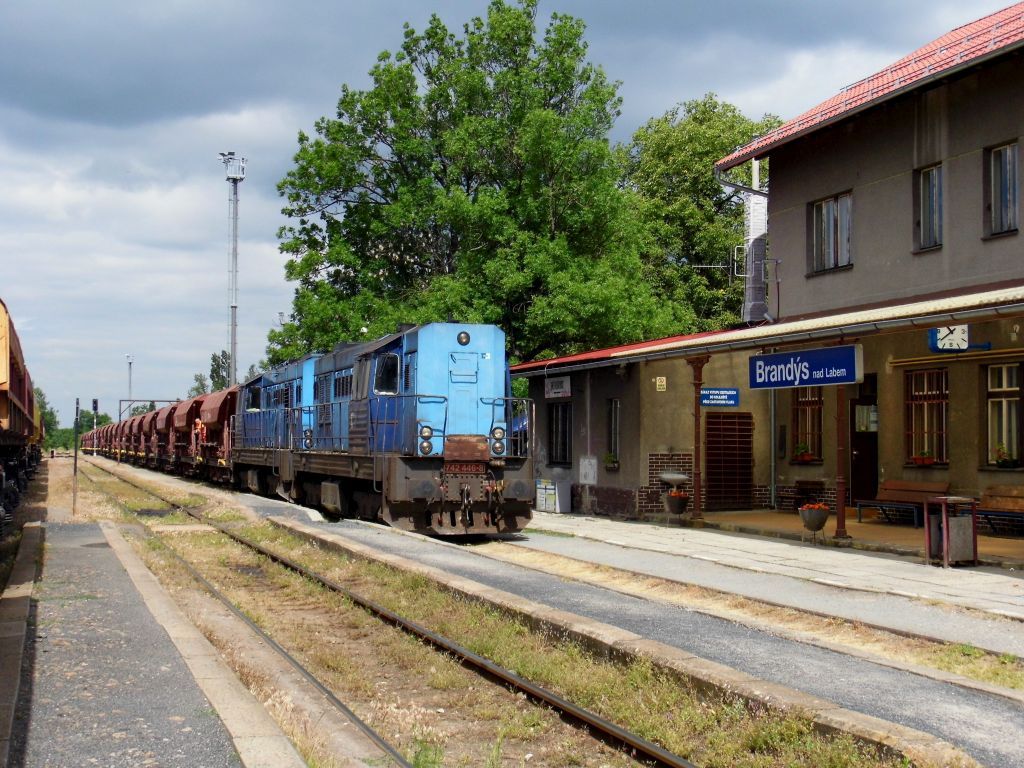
[245, 386, 260, 411]
[374, 353, 400, 395]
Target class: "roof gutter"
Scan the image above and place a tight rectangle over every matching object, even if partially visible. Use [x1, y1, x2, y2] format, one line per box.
[713, 165, 767, 198]
[513, 300, 1024, 378]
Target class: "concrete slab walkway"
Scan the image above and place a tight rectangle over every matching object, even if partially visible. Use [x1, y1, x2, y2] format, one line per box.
[522, 510, 1024, 655]
[4, 522, 304, 768]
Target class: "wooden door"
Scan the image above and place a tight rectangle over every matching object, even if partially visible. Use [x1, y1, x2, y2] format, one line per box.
[849, 374, 879, 501]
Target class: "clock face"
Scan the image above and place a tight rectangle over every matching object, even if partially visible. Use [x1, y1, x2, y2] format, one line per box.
[935, 325, 969, 350]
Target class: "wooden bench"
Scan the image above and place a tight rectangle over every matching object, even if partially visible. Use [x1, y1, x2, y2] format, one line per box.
[976, 485, 1024, 535]
[856, 480, 950, 528]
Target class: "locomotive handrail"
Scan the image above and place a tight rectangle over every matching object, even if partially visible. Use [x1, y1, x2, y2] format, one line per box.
[277, 393, 452, 456]
[480, 396, 532, 459]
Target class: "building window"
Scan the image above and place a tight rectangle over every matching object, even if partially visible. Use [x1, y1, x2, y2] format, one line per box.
[904, 369, 948, 462]
[988, 142, 1018, 235]
[548, 402, 572, 465]
[791, 386, 823, 458]
[811, 192, 852, 272]
[917, 164, 942, 249]
[987, 363, 1022, 466]
[606, 398, 621, 460]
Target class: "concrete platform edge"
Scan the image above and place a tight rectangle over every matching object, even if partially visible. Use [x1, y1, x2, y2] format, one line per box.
[99, 521, 305, 768]
[0, 522, 43, 768]
[270, 516, 978, 768]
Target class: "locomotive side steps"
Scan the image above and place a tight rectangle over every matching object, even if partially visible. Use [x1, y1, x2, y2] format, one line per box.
[271, 516, 977, 768]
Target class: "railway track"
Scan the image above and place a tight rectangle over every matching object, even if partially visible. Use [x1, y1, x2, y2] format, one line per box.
[80, 459, 700, 768]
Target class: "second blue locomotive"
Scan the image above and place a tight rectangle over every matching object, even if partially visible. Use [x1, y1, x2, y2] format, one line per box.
[233, 322, 534, 535]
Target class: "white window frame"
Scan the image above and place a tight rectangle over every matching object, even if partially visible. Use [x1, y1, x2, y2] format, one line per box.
[812, 192, 852, 271]
[987, 363, 1020, 464]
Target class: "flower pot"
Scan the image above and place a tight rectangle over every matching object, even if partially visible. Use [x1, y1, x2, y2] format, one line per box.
[799, 506, 830, 532]
[912, 456, 935, 466]
[665, 493, 689, 515]
[795, 452, 815, 463]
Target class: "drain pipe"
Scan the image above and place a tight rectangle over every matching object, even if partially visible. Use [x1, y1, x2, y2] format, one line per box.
[770, 389, 777, 508]
[719, 160, 776, 507]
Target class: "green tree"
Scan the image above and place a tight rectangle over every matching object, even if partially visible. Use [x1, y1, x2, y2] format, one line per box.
[79, 411, 113, 431]
[34, 387, 60, 447]
[272, 0, 673, 364]
[210, 350, 231, 391]
[130, 401, 156, 416]
[624, 94, 781, 328]
[187, 373, 209, 398]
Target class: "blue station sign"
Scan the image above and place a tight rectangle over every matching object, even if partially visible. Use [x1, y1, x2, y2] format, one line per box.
[700, 388, 739, 406]
[749, 344, 863, 390]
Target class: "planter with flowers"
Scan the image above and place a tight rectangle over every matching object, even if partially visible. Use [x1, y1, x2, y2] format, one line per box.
[912, 450, 935, 466]
[798, 501, 830, 533]
[665, 488, 690, 515]
[995, 443, 1020, 469]
[793, 442, 815, 463]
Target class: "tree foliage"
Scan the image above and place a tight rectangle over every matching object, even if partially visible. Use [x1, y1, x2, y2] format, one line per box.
[34, 387, 60, 445]
[624, 94, 781, 329]
[187, 373, 209, 398]
[130, 401, 156, 417]
[210, 351, 231, 391]
[271, 0, 676, 364]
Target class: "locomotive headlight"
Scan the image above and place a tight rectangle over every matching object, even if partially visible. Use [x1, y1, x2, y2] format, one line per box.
[490, 426, 506, 440]
[492, 440, 505, 455]
[419, 440, 433, 455]
[419, 425, 433, 439]
[457, 331, 471, 346]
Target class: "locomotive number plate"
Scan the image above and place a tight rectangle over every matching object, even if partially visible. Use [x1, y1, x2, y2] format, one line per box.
[445, 462, 486, 475]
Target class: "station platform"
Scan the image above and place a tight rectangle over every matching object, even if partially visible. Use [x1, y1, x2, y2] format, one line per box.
[523, 509, 1024, 656]
[0, 520, 304, 768]
[694, 507, 1024, 567]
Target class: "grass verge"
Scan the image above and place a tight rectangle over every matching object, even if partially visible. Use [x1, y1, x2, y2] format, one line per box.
[222, 522, 915, 768]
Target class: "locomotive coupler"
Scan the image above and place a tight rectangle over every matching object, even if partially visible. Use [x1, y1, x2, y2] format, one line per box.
[460, 483, 473, 527]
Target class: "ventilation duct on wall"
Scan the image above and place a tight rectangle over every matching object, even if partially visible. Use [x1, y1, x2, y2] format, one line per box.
[742, 190, 769, 324]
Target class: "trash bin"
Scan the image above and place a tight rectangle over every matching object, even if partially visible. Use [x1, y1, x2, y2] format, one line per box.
[925, 496, 978, 567]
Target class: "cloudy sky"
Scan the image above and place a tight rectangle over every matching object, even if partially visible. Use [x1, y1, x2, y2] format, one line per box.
[1, 0, 1012, 427]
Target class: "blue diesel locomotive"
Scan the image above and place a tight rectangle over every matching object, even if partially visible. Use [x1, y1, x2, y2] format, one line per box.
[233, 323, 534, 535]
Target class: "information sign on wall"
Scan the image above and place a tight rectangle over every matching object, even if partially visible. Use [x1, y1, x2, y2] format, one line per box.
[749, 344, 863, 390]
[700, 388, 739, 406]
[579, 456, 597, 486]
[544, 375, 571, 399]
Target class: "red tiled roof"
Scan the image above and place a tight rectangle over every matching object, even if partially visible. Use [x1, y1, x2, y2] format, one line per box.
[511, 329, 726, 373]
[716, 3, 1024, 172]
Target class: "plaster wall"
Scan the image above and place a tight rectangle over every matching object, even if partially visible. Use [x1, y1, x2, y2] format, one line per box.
[767, 55, 1024, 319]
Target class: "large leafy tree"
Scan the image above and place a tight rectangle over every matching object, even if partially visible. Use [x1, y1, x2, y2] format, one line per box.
[209, 350, 231, 391]
[624, 94, 781, 328]
[187, 373, 209, 398]
[33, 387, 59, 443]
[271, 0, 673, 364]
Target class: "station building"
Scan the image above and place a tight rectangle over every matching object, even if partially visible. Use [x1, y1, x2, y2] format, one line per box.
[513, 4, 1024, 536]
